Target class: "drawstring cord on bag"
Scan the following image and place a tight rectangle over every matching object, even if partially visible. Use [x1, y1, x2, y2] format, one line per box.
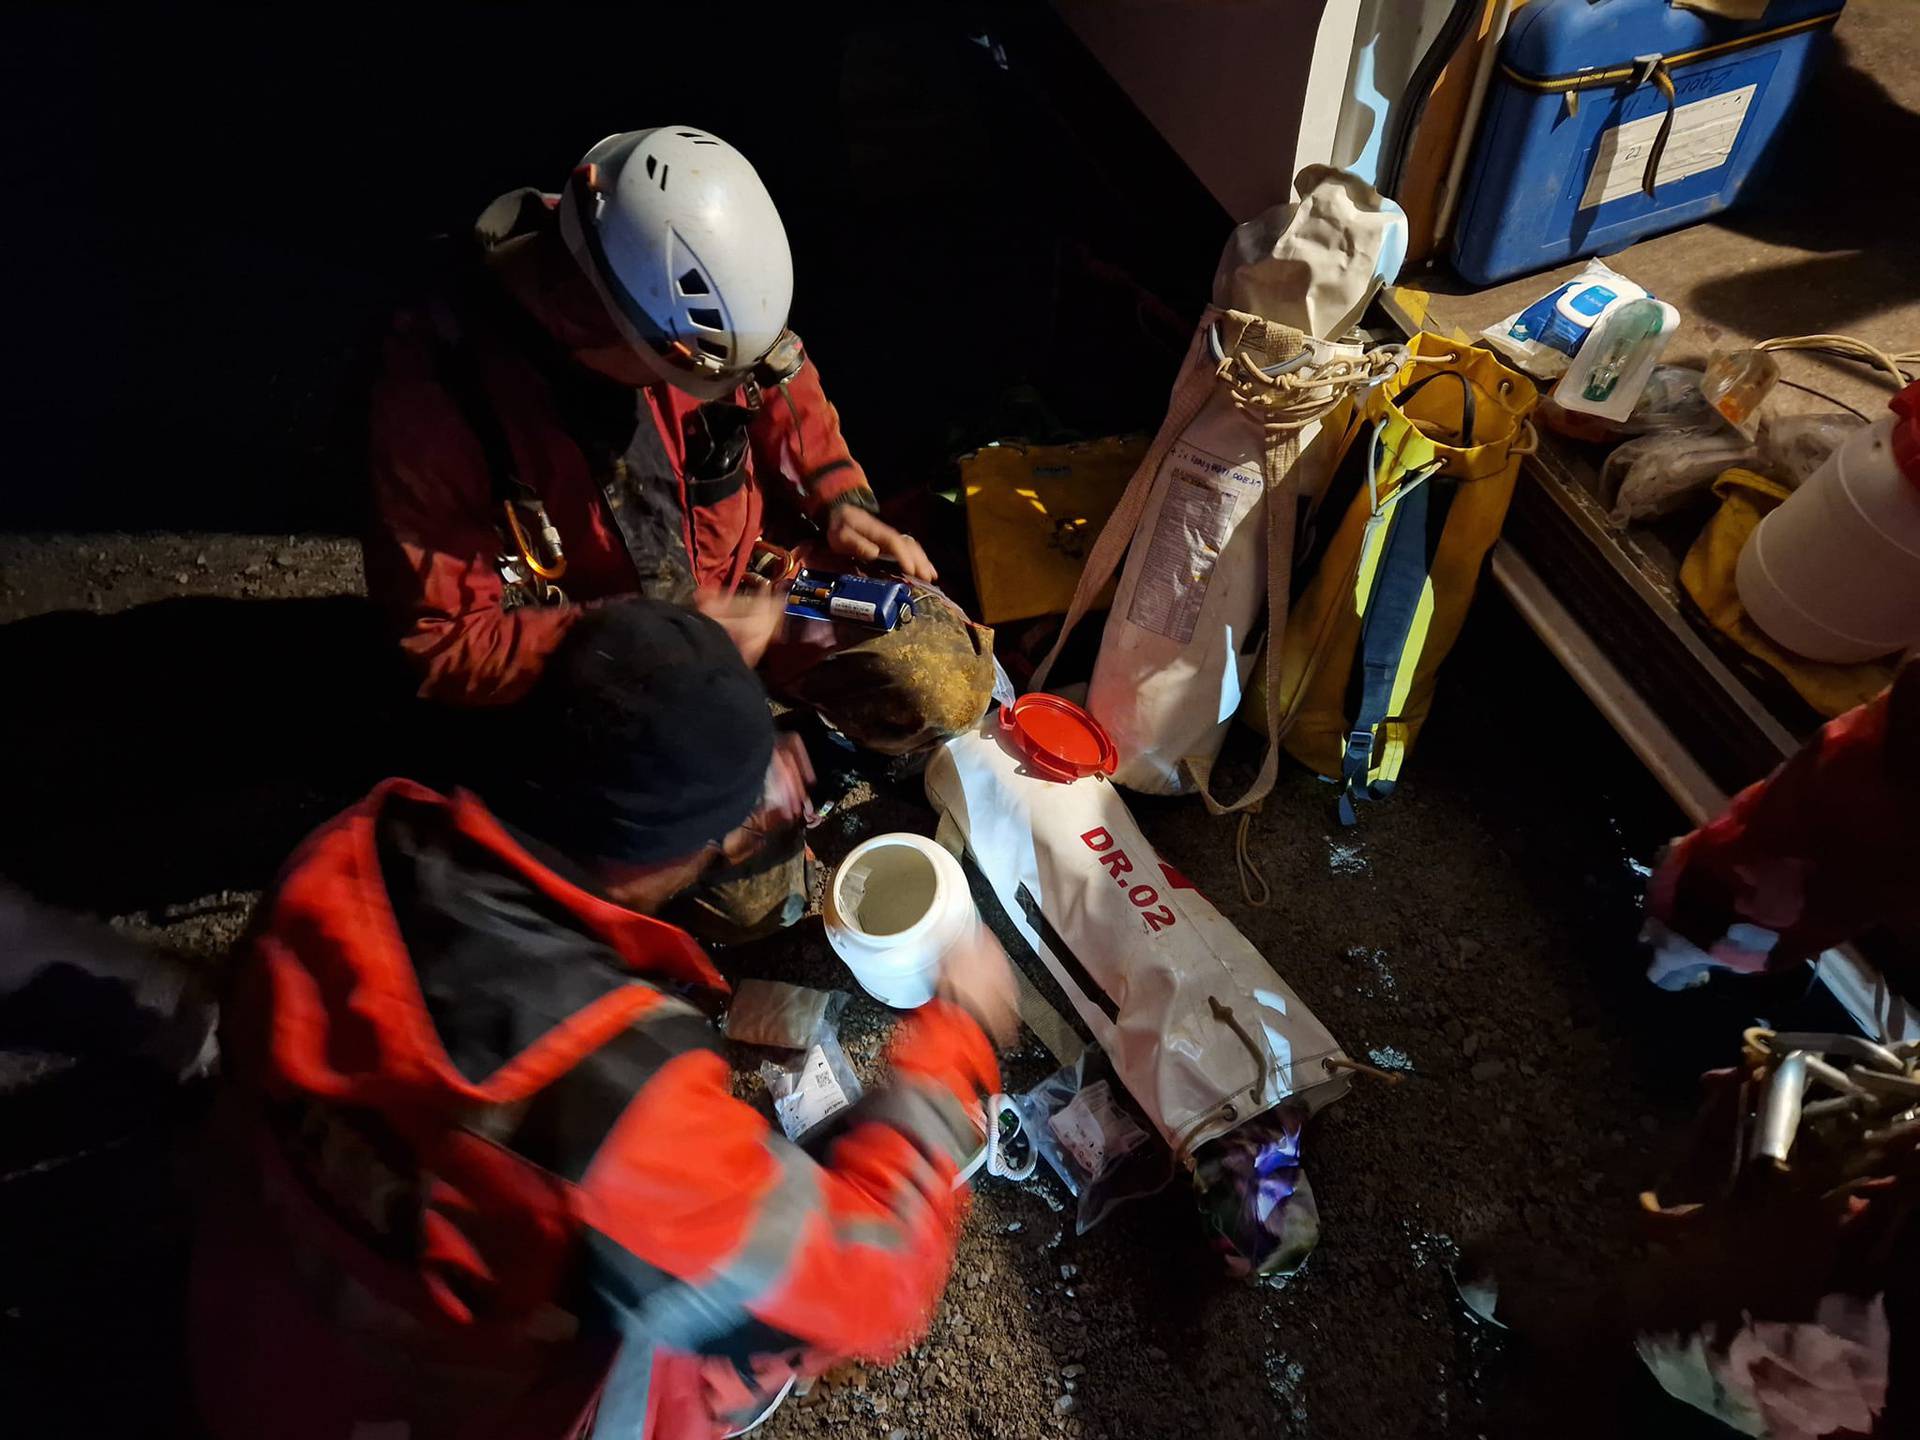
[1234, 810, 1271, 908]
[1216, 331, 1406, 428]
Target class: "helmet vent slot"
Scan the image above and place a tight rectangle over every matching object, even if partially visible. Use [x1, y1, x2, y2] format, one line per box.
[677, 269, 710, 296]
[687, 307, 724, 331]
[695, 337, 728, 360]
[644, 154, 657, 178]
[657, 163, 670, 190]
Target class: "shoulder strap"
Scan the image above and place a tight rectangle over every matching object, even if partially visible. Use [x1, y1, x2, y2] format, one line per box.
[425, 294, 525, 509]
[1337, 473, 1439, 825]
[1392, 367, 1477, 446]
[1332, 384, 1471, 824]
[1180, 419, 1353, 817]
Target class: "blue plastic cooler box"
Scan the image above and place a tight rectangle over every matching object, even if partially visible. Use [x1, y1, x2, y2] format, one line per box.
[1451, 0, 1843, 286]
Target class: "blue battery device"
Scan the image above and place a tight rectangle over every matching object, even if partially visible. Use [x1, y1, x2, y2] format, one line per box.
[785, 569, 914, 630]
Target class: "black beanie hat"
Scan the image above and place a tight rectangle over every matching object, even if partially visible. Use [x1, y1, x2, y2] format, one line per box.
[490, 598, 776, 865]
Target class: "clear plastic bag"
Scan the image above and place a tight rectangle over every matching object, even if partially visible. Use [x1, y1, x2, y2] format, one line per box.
[1604, 426, 1758, 526]
[1757, 412, 1865, 489]
[1618, 367, 1718, 434]
[1014, 1050, 1170, 1234]
[760, 1032, 862, 1144]
[724, 980, 848, 1051]
[1541, 366, 1714, 443]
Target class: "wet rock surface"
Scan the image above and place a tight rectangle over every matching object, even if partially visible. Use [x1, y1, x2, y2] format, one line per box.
[0, 532, 1824, 1436]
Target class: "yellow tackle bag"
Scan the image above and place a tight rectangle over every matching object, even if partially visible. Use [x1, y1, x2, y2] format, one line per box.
[960, 435, 1149, 625]
[1245, 334, 1537, 822]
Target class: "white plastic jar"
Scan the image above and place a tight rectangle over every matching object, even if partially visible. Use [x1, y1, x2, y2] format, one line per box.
[1737, 384, 1920, 663]
[823, 832, 975, 1009]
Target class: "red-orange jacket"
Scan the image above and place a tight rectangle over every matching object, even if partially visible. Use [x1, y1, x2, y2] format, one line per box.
[364, 194, 871, 708]
[194, 779, 997, 1440]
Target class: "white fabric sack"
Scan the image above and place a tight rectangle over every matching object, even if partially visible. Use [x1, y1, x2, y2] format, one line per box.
[1033, 167, 1406, 805]
[1213, 164, 1409, 339]
[926, 719, 1349, 1158]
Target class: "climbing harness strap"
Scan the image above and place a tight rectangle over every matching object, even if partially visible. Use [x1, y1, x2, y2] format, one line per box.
[427, 297, 571, 608]
[1338, 370, 1474, 824]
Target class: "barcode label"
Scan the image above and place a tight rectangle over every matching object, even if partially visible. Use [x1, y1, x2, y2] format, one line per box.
[773, 1044, 851, 1139]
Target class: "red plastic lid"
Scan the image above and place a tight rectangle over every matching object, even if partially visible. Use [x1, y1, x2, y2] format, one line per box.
[1890, 379, 1920, 490]
[1001, 694, 1118, 782]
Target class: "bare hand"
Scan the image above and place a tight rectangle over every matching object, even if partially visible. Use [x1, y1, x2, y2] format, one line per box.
[825, 503, 937, 583]
[717, 733, 815, 866]
[937, 924, 1020, 1047]
[694, 586, 785, 666]
[761, 732, 816, 831]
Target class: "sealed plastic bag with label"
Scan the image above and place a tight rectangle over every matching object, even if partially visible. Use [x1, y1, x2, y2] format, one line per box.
[733, 979, 865, 1144]
[1014, 1050, 1168, 1234]
[760, 1029, 863, 1144]
[1483, 257, 1659, 381]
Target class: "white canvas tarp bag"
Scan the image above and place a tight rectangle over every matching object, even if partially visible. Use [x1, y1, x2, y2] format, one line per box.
[1032, 167, 1408, 810]
[926, 719, 1350, 1159]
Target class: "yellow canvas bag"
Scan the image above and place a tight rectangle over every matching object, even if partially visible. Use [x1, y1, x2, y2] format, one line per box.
[1245, 333, 1537, 822]
[960, 436, 1148, 625]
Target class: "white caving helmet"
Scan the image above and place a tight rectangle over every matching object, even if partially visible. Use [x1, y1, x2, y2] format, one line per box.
[559, 126, 794, 401]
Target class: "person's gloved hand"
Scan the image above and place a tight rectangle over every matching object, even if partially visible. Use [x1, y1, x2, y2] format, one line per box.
[825, 498, 937, 583]
[937, 923, 1019, 1047]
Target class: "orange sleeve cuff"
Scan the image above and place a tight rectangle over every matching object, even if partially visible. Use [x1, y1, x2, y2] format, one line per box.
[886, 999, 1001, 1107]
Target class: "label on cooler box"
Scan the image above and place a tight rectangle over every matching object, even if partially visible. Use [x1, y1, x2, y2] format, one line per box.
[1580, 82, 1755, 211]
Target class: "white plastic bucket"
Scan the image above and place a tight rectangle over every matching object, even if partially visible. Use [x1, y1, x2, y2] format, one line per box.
[823, 832, 974, 1009]
[1736, 411, 1920, 663]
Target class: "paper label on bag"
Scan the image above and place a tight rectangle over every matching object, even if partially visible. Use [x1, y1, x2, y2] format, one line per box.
[1048, 1080, 1147, 1177]
[1580, 82, 1754, 211]
[1125, 441, 1259, 644]
[774, 1044, 852, 1139]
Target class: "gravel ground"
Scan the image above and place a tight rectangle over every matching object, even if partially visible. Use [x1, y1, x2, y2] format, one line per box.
[1, 529, 1826, 1438]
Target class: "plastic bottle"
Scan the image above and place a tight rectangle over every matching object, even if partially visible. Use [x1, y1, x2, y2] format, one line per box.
[823, 833, 975, 1008]
[1736, 382, 1920, 663]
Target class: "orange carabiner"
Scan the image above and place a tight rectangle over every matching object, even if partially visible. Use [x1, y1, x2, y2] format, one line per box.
[502, 499, 567, 582]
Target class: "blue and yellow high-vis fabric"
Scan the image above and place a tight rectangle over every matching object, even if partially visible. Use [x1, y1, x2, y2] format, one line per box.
[1243, 333, 1536, 823]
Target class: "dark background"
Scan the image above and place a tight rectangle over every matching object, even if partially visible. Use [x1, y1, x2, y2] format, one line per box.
[1, 2, 1232, 535]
